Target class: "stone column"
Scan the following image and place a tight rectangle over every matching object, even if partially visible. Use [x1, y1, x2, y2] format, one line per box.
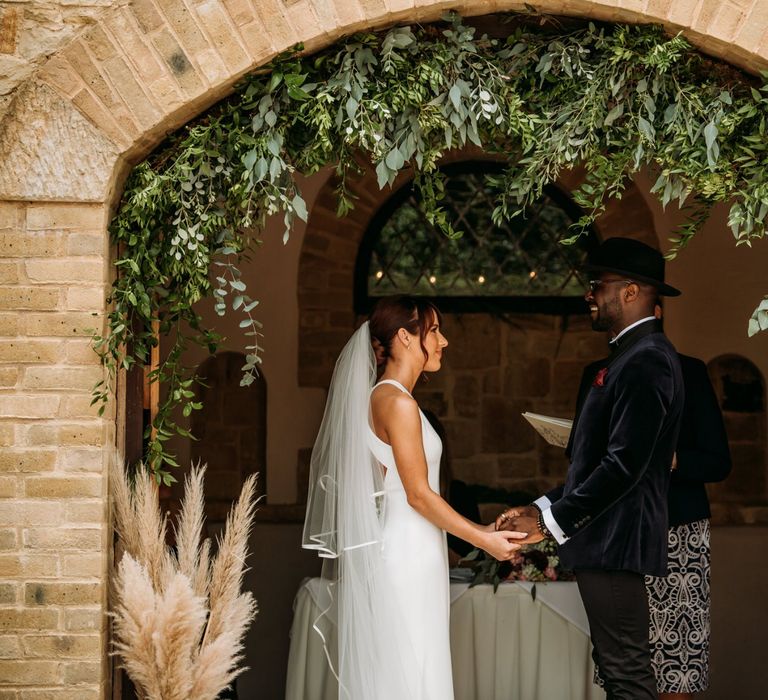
[0, 83, 116, 699]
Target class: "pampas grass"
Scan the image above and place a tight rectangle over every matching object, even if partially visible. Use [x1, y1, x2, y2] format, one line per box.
[111, 461, 258, 700]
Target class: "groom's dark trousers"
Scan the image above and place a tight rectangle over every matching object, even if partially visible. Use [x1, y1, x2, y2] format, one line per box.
[543, 320, 684, 700]
[576, 570, 656, 699]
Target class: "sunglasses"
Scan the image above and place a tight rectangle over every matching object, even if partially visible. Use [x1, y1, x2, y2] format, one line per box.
[587, 279, 636, 293]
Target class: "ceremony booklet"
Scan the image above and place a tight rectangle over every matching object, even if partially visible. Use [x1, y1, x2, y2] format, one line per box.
[522, 412, 573, 448]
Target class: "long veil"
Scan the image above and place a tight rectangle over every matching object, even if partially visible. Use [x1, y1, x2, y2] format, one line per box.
[302, 321, 418, 699]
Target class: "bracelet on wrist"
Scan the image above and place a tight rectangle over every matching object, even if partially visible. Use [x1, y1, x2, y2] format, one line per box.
[537, 510, 552, 539]
[531, 503, 552, 539]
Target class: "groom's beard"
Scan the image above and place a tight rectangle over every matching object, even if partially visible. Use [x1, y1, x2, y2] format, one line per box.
[591, 296, 622, 333]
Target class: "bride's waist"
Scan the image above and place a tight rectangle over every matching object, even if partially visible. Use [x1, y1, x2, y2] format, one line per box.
[383, 494, 441, 523]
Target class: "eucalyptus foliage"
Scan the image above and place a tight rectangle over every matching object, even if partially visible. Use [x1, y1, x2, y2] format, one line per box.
[96, 13, 768, 480]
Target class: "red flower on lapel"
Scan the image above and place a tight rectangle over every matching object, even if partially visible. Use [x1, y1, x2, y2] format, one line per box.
[593, 367, 608, 387]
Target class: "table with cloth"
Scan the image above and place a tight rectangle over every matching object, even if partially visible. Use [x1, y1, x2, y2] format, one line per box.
[286, 577, 605, 700]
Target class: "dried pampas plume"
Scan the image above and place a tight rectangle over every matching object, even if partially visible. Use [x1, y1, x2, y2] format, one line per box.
[111, 460, 259, 700]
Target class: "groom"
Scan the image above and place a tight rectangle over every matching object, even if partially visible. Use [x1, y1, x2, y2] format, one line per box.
[498, 238, 684, 699]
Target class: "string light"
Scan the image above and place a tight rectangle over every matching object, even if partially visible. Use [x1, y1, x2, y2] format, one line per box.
[477, 275, 486, 284]
[529, 270, 537, 279]
[375, 270, 384, 279]
[429, 275, 437, 284]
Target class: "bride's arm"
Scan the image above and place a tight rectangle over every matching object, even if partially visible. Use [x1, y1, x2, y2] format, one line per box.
[378, 393, 524, 561]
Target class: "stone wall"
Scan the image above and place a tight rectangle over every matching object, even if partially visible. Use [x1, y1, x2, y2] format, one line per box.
[189, 351, 267, 521]
[412, 312, 606, 498]
[0, 201, 111, 699]
[0, 1, 115, 116]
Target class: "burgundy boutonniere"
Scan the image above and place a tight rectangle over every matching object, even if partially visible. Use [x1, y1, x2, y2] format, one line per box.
[593, 367, 608, 387]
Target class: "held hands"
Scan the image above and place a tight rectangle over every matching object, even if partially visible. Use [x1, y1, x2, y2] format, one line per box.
[480, 529, 527, 561]
[495, 505, 545, 545]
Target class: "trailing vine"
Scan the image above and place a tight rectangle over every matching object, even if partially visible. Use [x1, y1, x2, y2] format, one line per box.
[94, 13, 768, 482]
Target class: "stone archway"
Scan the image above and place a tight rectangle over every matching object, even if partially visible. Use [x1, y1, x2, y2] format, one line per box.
[4, 1, 768, 696]
[4, 1, 768, 205]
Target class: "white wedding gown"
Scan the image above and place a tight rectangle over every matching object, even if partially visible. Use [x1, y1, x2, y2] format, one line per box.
[367, 379, 454, 699]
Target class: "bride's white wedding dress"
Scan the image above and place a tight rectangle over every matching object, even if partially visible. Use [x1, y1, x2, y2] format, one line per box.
[302, 323, 454, 700]
[367, 379, 454, 700]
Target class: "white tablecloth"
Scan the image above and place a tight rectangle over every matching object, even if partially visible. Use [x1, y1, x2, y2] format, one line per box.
[286, 578, 605, 700]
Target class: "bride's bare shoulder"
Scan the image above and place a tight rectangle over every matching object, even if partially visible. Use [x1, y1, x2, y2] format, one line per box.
[370, 384, 418, 417]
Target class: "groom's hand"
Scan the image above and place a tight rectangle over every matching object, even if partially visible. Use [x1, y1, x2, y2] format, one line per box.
[496, 506, 545, 544]
[505, 515, 545, 544]
[495, 505, 537, 531]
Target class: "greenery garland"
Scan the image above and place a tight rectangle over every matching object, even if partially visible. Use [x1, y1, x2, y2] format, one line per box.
[95, 12, 768, 482]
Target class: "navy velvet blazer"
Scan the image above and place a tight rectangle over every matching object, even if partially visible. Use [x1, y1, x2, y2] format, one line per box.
[572, 353, 731, 528]
[547, 320, 684, 576]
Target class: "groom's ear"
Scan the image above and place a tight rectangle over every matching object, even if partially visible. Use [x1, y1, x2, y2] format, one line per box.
[622, 282, 641, 304]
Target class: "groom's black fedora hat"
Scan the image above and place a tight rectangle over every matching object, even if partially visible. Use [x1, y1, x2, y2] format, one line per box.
[585, 237, 681, 297]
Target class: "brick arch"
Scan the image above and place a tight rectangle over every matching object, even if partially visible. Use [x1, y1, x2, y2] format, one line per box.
[3, 1, 768, 202]
[297, 151, 658, 388]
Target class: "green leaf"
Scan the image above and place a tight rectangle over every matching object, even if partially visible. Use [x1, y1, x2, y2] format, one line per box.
[449, 84, 462, 110]
[287, 85, 311, 101]
[638, 115, 655, 140]
[704, 121, 718, 150]
[375, 161, 391, 189]
[268, 72, 283, 92]
[603, 103, 623, 126]
[663, 102, 678, 124]
[292, 194, 308, 222]
[748, 297, 768, 336]
[385, 147, 405, 170]
[243, 149, 258, 170]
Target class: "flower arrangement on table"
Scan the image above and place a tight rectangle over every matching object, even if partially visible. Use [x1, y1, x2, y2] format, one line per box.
[460, 538, 575, 591]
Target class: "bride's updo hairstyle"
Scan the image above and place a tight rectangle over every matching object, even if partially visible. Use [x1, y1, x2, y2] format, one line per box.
[368, 295, 442, 369]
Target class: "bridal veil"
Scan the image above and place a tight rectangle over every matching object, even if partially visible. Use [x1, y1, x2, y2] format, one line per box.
[302, 321, 418, 699]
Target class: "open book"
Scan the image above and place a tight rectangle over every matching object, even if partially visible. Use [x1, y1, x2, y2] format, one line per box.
[522, 412, 573, 448]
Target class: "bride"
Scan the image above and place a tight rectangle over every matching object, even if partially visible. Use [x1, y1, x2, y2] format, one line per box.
[303, 296, 524, 699]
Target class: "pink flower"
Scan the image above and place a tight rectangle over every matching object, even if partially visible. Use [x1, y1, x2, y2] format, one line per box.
[545, 566, 557, 581]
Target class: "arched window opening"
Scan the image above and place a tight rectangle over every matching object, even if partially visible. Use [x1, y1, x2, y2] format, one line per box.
[354, 161, 598, 314]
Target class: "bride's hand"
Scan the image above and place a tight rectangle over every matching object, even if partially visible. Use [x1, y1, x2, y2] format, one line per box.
[480, 530, 527, 561]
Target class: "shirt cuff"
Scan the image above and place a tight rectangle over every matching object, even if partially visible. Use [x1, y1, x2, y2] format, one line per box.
[533, 495, 552, 510]
[540, 506, 569, 545]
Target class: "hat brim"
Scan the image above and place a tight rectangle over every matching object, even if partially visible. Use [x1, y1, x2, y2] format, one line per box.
[584, 264, 682, 297]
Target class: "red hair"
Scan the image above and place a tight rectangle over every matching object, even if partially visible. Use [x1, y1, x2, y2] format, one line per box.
[368, 295, 442, 368]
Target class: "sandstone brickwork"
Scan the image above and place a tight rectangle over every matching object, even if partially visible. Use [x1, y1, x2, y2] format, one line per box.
[0, 201, 110, 698]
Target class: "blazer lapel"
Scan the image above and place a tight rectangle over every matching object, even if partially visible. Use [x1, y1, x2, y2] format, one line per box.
[567, 320, 664, 453]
